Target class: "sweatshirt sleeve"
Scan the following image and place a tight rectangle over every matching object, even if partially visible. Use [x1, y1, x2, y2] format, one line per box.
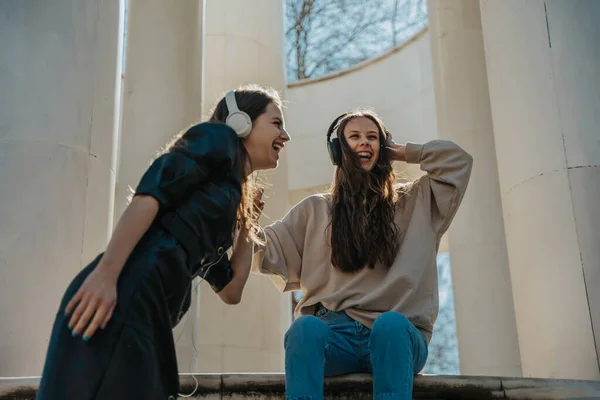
[405, 140, 473, 237]
[251, 196, 313, 292]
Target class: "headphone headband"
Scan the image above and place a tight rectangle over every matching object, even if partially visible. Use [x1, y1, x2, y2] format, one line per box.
[326, 113, 349, 141]
[225, 90, 240, 114]
[325, 113, 349, 166]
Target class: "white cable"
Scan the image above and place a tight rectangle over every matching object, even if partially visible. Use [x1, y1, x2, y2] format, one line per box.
[176, 264, 215, 398]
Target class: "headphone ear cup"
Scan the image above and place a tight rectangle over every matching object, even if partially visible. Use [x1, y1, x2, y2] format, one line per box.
[327, 139, 336, 165]
[325, 113, 348, 166]
[226, 111, 252, 138]
[330, 138, 342, 166]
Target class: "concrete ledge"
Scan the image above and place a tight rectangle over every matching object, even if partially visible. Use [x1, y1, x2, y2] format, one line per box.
[1, 374, 599, 399]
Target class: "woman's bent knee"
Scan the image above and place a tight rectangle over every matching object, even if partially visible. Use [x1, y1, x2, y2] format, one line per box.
[284, 316, 329, 351]
[371, 312, 411, 339]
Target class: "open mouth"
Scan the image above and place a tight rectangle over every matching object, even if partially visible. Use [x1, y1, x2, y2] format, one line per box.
[357, 151, 372, 160]
[272, 141, 284, 153]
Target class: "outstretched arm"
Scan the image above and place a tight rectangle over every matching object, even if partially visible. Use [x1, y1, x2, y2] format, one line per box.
[224, 194, 311, 295]
[252, 196, 314, 292]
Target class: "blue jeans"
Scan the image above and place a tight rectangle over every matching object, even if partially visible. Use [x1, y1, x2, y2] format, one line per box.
[284, 308, 428, 400]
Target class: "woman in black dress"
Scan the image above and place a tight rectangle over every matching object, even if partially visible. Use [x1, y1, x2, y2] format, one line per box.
[36, 85, 290, 400]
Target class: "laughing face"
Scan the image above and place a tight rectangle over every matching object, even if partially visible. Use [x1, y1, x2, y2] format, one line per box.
[342, 116, 381, 172]
[242, 102, 290, 171]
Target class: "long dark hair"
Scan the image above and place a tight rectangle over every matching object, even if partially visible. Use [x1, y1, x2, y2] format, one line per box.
[168, 84, 281, 244]
[329, 110, 401, 272]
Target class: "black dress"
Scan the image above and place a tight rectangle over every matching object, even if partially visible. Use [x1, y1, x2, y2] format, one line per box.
[37, 122, 243, 400]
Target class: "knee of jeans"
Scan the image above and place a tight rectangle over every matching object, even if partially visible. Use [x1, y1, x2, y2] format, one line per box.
[371, 311, 411, 340]
[284, 316, 329, 351]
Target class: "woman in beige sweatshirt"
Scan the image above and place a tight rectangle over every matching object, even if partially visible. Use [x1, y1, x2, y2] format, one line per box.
[250, 110, 472, 400]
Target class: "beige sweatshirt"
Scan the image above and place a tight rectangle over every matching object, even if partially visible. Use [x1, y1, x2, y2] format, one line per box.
[252, 140, 473, 343]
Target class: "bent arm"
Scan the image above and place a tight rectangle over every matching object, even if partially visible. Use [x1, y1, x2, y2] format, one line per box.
[217, 228, 253, 305]
[406, 140, 473, 236]
[98, 195, 159, 278]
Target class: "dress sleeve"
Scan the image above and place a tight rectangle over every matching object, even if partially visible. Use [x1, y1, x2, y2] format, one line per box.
[134, 122, 238, 208]
[405, 140, 473, 237]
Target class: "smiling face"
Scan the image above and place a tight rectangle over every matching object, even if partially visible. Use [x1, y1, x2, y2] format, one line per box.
[342, 116, 381, 172]
[242, 102, 290, 171]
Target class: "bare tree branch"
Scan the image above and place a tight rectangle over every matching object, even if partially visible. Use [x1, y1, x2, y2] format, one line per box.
[285, 0, 428, 81]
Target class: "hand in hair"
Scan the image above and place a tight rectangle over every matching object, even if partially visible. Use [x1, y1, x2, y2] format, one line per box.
[385, 131, 406, 162]
[254, 187, 265, 213]
[232, 188, 264, 244]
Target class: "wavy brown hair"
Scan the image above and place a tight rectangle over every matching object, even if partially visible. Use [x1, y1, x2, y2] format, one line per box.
[329, 110, 401, 272]
[167, 85, 281, 245]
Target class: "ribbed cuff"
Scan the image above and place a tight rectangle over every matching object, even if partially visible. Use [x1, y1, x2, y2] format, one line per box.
[404, 142, 423, 164]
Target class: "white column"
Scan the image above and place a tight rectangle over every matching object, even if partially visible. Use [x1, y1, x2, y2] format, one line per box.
[116, 0, 205, 372]
[480, 0, 600, 379]
[427, 0, 522, 376]
[195, 0, 291, 372]
[0, 0, 123, 376]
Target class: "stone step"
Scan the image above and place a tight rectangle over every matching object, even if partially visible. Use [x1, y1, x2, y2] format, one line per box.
[1, 373, 599, 399]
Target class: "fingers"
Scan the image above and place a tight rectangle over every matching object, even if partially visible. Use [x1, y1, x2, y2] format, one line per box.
[67, 293, 116, 341]
[64, 290, 83, 316]
[63, 268, 118, 341]
[385, 130, 396, 146]
[255, 188, 265, 211]
[67, 294, 89, 333]
[71, 298, 98, 338]
[83, 302, 113, 340]
[101, 304, 116, 330]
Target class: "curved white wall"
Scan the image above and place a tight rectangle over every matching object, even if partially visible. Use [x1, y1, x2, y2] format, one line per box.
[481, 0, 600, 379]
[285, 29, 437, 194]
[116, 0, 204, 220]
[0, 0, 123, 376]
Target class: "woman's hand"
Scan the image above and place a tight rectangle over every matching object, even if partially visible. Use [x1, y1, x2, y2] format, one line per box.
[234, 188, 264, 242]
[65, 261, 118, 341]
[62, 195, 159, 341]
[254, 187, 265, 214]
[385, 131, 406, 162]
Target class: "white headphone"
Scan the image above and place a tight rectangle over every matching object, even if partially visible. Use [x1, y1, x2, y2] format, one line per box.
[225, 90, 252, 138]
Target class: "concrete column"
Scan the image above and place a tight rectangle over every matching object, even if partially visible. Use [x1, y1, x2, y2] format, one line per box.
[0, 0, 123, 376]
[195, 0, 291, 372]
[116, 0, 205, 372]
[480, 0, 600, 379]
[427, 0, 521, 376]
